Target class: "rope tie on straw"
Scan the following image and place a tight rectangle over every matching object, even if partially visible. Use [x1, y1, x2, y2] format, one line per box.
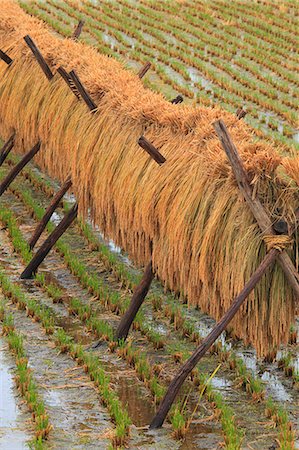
[263, 235, 293, 252]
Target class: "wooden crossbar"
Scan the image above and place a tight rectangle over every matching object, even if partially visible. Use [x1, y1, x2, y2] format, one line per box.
[24, 35, 54, 81]
[138, 136, 166, 165]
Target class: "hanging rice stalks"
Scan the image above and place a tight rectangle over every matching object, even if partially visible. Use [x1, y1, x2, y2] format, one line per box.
[0, 0, 298, 356]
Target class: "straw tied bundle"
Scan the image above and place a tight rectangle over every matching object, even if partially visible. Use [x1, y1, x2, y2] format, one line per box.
[0, 1, 298, 357]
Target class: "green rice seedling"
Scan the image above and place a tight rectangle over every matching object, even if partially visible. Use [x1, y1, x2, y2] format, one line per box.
[7, 332, 25, 358]
[2, 313, 14, 335]
[149, 375, 166, 404]
[170, 405, 187, 439]
[54, 328, 73, 353]
[44, 283, 64, 304]
[151, 294, 163, 311]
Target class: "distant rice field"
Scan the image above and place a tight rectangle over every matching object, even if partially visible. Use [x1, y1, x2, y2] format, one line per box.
[20, 0, 299, 150]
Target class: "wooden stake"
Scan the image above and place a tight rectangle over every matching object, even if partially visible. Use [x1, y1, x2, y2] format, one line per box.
[57, 66, 81, 99]
[138, 62, 151, 79]
[171, 95, 183, 104]
[115, 261, 154, 341]
[69, 70, 97, 111]
[29, 176, 72, 250]
[0, 142, 41, 197]
[0, 49, 13, 65]
[20, 203, 78, 279]
[24, 35, 54, 81]
[138, 136, 166, 165]
[72, 20, 85, 39]
[235, 107, 247, 119]
[213, 119, 299, 299]
[150, 248, 278, 428]
[0, 134, 15, 167]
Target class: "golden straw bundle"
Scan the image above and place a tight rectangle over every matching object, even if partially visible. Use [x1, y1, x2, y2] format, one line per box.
[0, 0, 297, 356]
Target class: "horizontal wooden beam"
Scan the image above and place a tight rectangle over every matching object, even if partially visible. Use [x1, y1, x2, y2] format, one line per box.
[24, 35, 54, 81]
[138, 136, 166, 166]
[0, 49, 13, 65]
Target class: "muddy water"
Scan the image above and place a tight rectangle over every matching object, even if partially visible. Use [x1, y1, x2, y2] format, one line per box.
[0, 339, 32, 450]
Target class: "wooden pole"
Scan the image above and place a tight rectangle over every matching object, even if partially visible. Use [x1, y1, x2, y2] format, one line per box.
[29, 176, 72, 250]
[138, 62, 151, 79]
[150, 248, 278, 428]
[72, 20, 85, 39]
[23, 35, 54, 81]
[0, 142, 41, 197]
[138, 136, 166, 165]
[0, 49, 13, 65]
[0, 134, 15, 167]
[57, 66, 81, 99]
[213, 119, 299, 299]
[20, 203, 78, 279]
[171, 95, 183, 104]
[115, 261, 154, 341]
[69, 70, 97, 111]
[235, 107, 247, 119]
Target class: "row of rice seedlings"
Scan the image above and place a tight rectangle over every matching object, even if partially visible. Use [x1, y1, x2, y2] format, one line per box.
[125, 3, 298, 96]
[96, 0, 297, 127]
[215, 0, 298, 37]
[0, 272, 130, 448]
[26, 0, 297, 149]
[198, 0, 297, 50]
[139, 0, 298, 78]
[104, 0, 297, 111]
[28, 0, 297, 148]
[0, 300, 52, 447]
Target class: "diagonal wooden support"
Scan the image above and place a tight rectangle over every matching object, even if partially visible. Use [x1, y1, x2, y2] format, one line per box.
[20, 203, 78, 279]
[138, 62, 151, 79]
[115, 261, 154, 341]
[69, 70, 97, 112]
[150, 247, 281, 428]
[235, 107, 247, 119]
[29, 176, 72, 250]
[24, 35, 54, 81]
[138, 136, 166, 165]
[171, 95, 183, 104]
[72, 20, 85, 39]
[213, 119, 299, 299]
[0, 49, 13, 65]
[0, 134, 15, 167]
[0, 142, 41, 197]
[57, 66, 81, 99]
